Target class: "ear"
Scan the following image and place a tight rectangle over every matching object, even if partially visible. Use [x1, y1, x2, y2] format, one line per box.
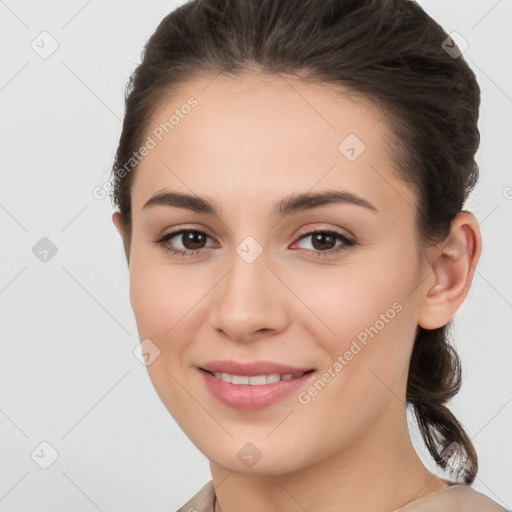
[418, 212, 482, 330]
[112, 211, 131, 265]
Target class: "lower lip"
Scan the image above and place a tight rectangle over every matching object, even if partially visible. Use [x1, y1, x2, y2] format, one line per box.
[198, 368, 316, 410]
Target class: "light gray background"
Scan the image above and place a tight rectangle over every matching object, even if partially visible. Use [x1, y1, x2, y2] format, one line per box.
[1, 1, 511, 511]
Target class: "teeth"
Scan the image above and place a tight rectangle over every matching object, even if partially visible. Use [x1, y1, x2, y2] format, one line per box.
[212, 371, 304, 385]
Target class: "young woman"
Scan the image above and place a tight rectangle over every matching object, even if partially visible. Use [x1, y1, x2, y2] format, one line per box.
[110, 0, 508, 510]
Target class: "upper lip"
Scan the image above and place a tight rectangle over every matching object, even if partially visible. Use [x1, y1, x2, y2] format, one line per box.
[199, 360, 315, 376]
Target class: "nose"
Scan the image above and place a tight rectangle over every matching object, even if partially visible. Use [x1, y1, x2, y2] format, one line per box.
[209, 249, 290, 343]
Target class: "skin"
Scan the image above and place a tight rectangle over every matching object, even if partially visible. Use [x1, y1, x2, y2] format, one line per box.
[112, 73, 481, 512]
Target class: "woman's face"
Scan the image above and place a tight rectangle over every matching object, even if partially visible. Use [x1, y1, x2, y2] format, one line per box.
[117, 73, 434, 474]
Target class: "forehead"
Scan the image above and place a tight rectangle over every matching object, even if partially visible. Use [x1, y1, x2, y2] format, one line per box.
[131, 72, 415, 220]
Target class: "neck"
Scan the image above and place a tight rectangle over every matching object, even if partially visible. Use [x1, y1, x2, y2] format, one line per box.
[210, 404, 447, 512]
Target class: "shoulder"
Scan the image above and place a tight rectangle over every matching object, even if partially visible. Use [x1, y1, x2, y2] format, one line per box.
[175, 480, 215, 512]
[402, 483, 510, 512]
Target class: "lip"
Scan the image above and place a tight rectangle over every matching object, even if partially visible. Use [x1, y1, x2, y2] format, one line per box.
[198, 359, 314, 376]
[196, 360, 317, 410]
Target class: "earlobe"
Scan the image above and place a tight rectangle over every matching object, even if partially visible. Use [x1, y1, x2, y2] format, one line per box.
[112, 210, 131, 264]
[112, 211, 124, 236]
[418, 212, 482, 330]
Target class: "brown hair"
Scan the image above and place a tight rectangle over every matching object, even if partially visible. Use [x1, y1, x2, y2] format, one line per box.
[111, 0, 480, 483]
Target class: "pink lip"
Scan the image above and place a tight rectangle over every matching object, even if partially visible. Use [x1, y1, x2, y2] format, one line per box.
[199, 359, 314, 376]
[196, 360, 316, 410]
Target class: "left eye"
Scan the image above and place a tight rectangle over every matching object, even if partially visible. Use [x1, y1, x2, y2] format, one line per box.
[153, 228, 355, 257]
[294, 229, 355, 255]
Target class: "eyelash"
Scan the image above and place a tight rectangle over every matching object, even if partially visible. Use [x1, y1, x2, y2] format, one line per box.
[153, 227, 356, 258]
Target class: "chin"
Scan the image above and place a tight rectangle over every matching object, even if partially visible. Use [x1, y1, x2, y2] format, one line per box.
[203, 437, 317, 476]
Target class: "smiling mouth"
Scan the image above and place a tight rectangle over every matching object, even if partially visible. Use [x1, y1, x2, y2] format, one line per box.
[200, 368, 315, 385]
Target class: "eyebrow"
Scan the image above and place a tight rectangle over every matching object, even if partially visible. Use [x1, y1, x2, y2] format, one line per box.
[141, 189, 378, 217]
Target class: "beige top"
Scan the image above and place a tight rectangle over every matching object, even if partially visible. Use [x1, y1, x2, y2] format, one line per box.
[176, 480, 510, 512]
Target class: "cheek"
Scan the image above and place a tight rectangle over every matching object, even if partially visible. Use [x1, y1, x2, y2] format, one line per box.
[128, 244, 202, 339]
[128, 252, 201, 421]
[294, 295, 417, 457]
[297, 246, 421, 400]
[294, 252, 419, 346]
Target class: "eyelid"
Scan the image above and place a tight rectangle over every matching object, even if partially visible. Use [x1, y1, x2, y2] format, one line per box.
[153, 224, 215, 241]
[294, 224, 355, 242]
[152, 226, 217, 247]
